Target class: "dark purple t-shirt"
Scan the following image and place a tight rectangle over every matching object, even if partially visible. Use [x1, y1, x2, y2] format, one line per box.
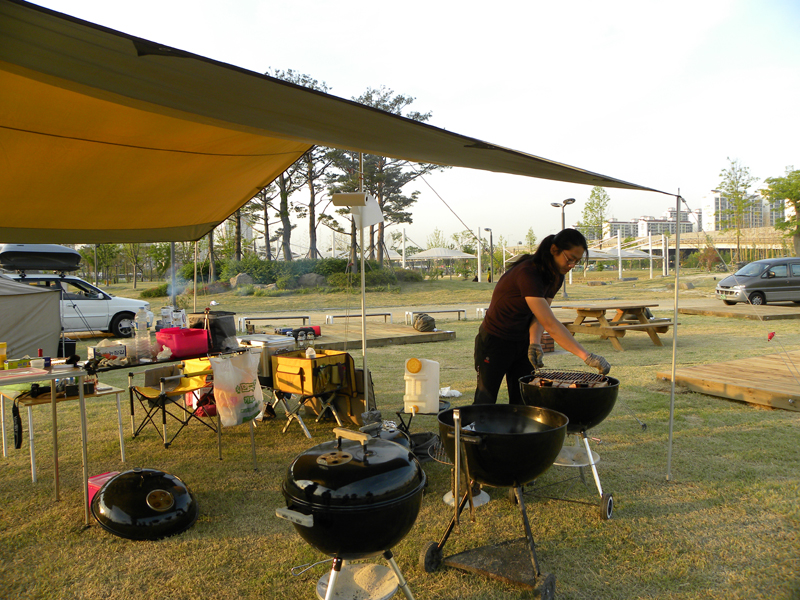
[482, 260, 563, 341]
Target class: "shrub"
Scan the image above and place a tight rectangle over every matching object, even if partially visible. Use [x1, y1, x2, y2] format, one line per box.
[140, 283, 170, 298]
[313, 258, 348, 276]
[393, 268, 424, 283]
[275, 275, 298, 290]
[234, 284, 255, 296]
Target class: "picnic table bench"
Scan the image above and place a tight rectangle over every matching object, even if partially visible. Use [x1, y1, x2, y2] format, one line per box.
[561, 303, 676, 351]
[238, 315, 311, 332]
[325, 313, 393, 324]
[405, 309, 466, 324]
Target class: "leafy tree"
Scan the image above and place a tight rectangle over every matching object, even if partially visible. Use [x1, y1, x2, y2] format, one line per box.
[763, 167, 800, 254]
[576, 187, 610, 240]
[717, 157, 757, 262]
[327, 86, 448, 264]
[146, 243, 171, 279]
[79, 244, 120, 285]
[426, 228, 451, 249]
[524, 227, 537, 252]
[698, 245, 721, 272]
[120, 243, 146, 289]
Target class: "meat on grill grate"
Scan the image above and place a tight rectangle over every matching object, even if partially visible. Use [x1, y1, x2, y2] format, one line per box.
[531, 369, 608, 388]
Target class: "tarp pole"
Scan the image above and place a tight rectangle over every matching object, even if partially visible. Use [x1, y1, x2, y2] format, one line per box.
[667, 191, 682, 481]
[170, 242, 176, 307]
[617, 231, 622, 279]
[662, 234, 668, 276]
[359, 153, 368, 400]
[649, 234, 653, 279]
[193, 241, 198, 314]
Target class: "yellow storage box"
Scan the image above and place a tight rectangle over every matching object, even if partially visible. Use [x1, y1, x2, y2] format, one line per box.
[271, 350, 355, 396]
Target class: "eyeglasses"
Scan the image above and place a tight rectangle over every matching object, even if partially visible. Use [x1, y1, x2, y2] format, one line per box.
[564, 254, 583, 266]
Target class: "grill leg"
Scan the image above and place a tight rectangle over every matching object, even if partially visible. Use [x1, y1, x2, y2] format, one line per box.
[384, 550, 415, 600]
[514, 486, 541, 577]
[323, 558, 343, 600]
[582, 432, 604, 497]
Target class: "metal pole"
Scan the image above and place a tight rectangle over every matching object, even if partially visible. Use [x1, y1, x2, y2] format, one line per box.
[170, 242, 176, 307]
[359, 153, 368, 401]
[561, 207, 569, 298]
[476, 229, 482, 283]
[649, 234, 653, 279]
[488, 231, 494, 283]
[402, 228, 406, 269]
[617, 231, 622, 280]
[667, 191, 682, 481]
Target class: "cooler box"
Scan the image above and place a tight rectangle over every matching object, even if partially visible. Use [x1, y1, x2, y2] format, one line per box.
[272, 350, 355, 396]
[88, 471, 120, 504]
[237, 334, 295, 387]
[156, 328, 209, 359]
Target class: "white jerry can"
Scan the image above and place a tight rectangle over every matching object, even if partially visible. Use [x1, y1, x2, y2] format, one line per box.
[403, 357, 440, 414]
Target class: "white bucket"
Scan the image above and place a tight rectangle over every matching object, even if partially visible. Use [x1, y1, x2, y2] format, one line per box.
[403, 358, 440, 414]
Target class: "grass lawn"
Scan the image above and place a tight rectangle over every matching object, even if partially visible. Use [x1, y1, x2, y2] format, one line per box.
[1, 274, 798, 599]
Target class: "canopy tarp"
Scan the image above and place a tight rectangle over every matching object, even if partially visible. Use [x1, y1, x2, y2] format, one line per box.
[409, 248, 477, 259]
[0, 0, 666, 245]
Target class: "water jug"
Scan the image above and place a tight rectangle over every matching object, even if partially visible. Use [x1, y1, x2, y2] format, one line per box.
[403, 357, 440, 414]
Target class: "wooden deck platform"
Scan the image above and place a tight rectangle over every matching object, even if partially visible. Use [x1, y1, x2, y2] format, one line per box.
[656, 350, 800, 412]
[247, 322, 456, 351]
[678, 304, 800, 321]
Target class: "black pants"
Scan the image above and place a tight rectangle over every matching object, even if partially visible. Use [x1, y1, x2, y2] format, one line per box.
[473, 326, 530, 405]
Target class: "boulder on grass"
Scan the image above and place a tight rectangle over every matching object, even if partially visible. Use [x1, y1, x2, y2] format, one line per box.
[298, 273, 327, 288]
[230, 273, 254, 287]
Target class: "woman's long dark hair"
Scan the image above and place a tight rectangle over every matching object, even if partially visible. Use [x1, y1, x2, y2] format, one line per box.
[508, 228, 588, 286]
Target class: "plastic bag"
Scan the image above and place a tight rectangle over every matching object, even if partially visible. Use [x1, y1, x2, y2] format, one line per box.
[209, 352, 264, 426]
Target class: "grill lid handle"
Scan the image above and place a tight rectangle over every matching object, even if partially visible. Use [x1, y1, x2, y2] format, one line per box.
[333, 427, 371, 449]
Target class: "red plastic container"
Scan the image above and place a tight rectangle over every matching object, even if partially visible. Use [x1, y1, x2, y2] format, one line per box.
[156, 327, 209, 358]
[88, 471, 120, 504]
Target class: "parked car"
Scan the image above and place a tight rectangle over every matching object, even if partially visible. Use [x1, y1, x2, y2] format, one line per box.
[3, 273, 153, 337]
[715, 257, 800, 306]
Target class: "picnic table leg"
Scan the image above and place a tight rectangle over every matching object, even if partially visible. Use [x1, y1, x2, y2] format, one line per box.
[633, 309, 664, 346]
[598, 314, 626, 352]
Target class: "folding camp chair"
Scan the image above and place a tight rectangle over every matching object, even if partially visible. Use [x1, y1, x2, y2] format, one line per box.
[128, 361, 221, 452]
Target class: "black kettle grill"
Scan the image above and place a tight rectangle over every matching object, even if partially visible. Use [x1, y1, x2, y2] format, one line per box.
[520, 370, 620, 519]
[277, 427, 425, 600]
[422, 404, 568, 595]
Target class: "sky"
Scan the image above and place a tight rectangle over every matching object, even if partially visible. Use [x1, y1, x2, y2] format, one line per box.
[29, 0, 800, 251]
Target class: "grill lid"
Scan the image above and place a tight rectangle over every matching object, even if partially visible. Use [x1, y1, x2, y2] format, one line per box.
[283, 436, 424, 508]
[90, 468, 199, 540]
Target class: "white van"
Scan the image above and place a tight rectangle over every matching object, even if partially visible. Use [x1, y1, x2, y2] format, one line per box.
[0, 244, 152, 337]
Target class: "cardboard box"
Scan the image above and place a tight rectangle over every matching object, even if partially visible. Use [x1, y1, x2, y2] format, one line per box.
[272, 350, 355, 396]
[87, 344, 127, 360]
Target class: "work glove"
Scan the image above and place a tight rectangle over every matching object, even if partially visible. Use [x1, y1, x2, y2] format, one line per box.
[584, 353, 611, 375]
[528, 343, 544, 370]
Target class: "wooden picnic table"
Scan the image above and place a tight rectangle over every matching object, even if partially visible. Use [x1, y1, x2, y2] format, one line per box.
[559, 303, 675, 351]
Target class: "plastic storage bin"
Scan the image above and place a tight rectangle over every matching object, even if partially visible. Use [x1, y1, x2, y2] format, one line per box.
[403, 358, 440, 414]
[156, 327, 209, 359]
[237, 334, 296, 386]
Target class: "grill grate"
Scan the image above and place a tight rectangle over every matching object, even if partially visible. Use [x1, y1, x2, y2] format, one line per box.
[533, 369, 608, 387]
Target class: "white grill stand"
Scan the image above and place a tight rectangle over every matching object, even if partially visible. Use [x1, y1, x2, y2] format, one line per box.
[316, 552, 414, 600]
[538, 432, 613, 520]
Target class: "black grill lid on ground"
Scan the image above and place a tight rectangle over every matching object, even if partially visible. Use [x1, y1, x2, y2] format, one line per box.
[91, 468, 199, 540]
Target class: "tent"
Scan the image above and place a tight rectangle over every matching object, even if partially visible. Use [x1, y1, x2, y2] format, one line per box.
[0, 275, 61, 358]
[408, 248, 477, 260]
[0, 0, 667, 245]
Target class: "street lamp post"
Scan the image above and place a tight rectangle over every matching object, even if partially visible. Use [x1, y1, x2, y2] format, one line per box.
[483, 228, 493, 282]
[550, 198, 576, 298]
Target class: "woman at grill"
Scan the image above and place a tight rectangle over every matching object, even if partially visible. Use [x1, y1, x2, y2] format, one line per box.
[474, 228, 610, 405]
